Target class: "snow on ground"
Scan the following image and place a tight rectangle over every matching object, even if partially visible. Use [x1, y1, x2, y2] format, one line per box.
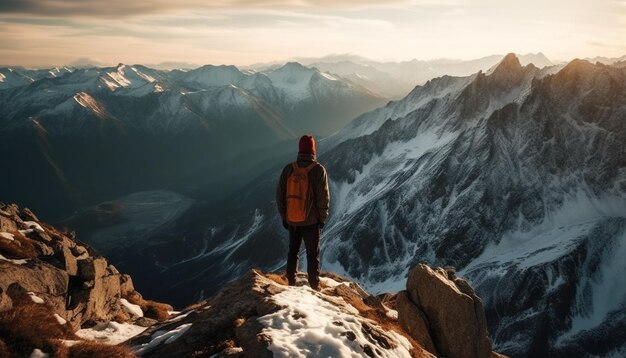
[318, 277, 346, 289]
[54, 313, 67, 325]
[28, 292, 44, 304]
[76, 321, 147, 345]
[0, 232, 14, 241]
[133, 323, 193, 355]
[0, 254, 27, 265]
[120, 298, 143, 318]
[258, 285, 412, 358]
[29, 348, 49, 358]
[22, 221, 45, 233]
[167, 311, 191, 323]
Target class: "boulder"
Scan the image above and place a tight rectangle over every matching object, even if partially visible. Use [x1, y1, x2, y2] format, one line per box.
[58, 244, 79, 276]
[0, 261, 69, 300]
[396, 290, 438, 355]
[78, 257, 108, 280]
[406, 264, 492, 358]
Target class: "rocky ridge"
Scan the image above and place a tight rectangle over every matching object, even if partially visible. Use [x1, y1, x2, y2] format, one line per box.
[0, 203, 171, 356]
[128, 267, 505, 358]
[1, 203, 505, 357]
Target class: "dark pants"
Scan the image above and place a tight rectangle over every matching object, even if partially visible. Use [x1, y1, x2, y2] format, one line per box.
[286, 224, 320, 288]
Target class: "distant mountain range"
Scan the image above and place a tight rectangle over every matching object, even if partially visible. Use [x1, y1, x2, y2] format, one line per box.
[0, 62, 385, 219]
[245, 53, 553, 99]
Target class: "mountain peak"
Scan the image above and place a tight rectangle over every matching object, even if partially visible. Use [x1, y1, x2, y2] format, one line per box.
[491, 53, 522, 74]
[276, 61, 312, 73]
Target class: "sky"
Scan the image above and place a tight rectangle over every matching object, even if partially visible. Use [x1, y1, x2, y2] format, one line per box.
[0, 0, 624, 67]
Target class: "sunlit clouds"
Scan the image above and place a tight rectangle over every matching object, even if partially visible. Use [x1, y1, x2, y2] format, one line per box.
[0, 0, 624, 67]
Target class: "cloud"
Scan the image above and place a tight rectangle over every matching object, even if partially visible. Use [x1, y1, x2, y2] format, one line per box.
[0, 0, 410, 18]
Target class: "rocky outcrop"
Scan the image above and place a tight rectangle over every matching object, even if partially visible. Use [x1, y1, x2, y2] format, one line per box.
[397, 264, 496, 358]
[0, 203, 163, 329]
[128, 270, 436, 357]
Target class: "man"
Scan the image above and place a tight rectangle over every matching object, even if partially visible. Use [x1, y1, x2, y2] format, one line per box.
[276, 135, 330, 290]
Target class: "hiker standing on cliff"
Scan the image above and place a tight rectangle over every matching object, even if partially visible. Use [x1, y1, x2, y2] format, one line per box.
[276, 135, 330, 290]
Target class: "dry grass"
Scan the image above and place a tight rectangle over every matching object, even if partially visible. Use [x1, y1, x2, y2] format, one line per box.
[0, 230, 37, 259]
[266, 272, 288, 286]
[0, 300, 75, 357]
[68, 341, 137, 358]
[0, 338, 10, 358]
[183, 301, 207, 312]
[113, 312, 131, 323]
[41, 222, 70, 241]
[125, 291, 172, 322]
[143, 300, 172, 321]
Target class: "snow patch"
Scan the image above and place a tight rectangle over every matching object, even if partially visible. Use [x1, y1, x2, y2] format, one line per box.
[28, 292, 44, 304]
[0, 254, 27, 265]
[54, 313, 67, 325]
[167, 311, 191, 323]
[133, 323, 193, 354]
[76, 321, 147, 345]
[320, 72, 339, 81]
[0, 232, 15, 241]
[120, 298, 143, 317]
[258, 285, 412, 358]
[29, 349, 49, 358]
[22, 221, 44, 233]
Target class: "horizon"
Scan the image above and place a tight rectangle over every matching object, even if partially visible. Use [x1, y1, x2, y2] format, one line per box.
[1, 0, 625, 67]
[2, 51, 625, 71]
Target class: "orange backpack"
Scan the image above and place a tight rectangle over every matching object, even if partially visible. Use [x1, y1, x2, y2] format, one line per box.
[286, 161, 317, 223]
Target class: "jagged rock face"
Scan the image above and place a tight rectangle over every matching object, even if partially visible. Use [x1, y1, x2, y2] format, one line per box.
[398, 264, 492, 358]
[0, 203, 151, 329]
[143, 56, 626, 357]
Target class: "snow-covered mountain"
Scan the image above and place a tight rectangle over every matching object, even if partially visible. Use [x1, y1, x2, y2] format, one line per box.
[116, 54, 625, 357]
[0, 62, 385, 219]
[252, 52, 555, 99]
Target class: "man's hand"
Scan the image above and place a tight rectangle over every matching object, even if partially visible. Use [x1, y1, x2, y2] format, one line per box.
[282, 220, 290, 230]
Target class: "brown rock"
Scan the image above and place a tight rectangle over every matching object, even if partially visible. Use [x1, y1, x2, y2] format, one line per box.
[119, 274, 135, 297]
[32, 241, 54, 256]
[335, 283, 364, 305]
[68, 273, 122, 326]
[0, 215, 17, 232]
[60, 245, 79, 276]
[0, 261, 69, 299]
[396, 290, 438, 355]
[235, 317, 273, 358]
[349, 282, 370, 299]
[363, 294, 386, 312]
[19, 208, 39, 222]
[71, 245, 88, 258]
[78, 257, 108, 280]
[406, 264, 492, 358]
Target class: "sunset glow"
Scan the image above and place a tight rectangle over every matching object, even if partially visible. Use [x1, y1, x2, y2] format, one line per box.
[0, 0, 625, 67]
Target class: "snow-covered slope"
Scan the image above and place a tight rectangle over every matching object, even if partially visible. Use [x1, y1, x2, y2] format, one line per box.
[142, 54, 626, 357]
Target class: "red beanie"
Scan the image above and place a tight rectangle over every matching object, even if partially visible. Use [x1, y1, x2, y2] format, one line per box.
[298, 135, 316, 154]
